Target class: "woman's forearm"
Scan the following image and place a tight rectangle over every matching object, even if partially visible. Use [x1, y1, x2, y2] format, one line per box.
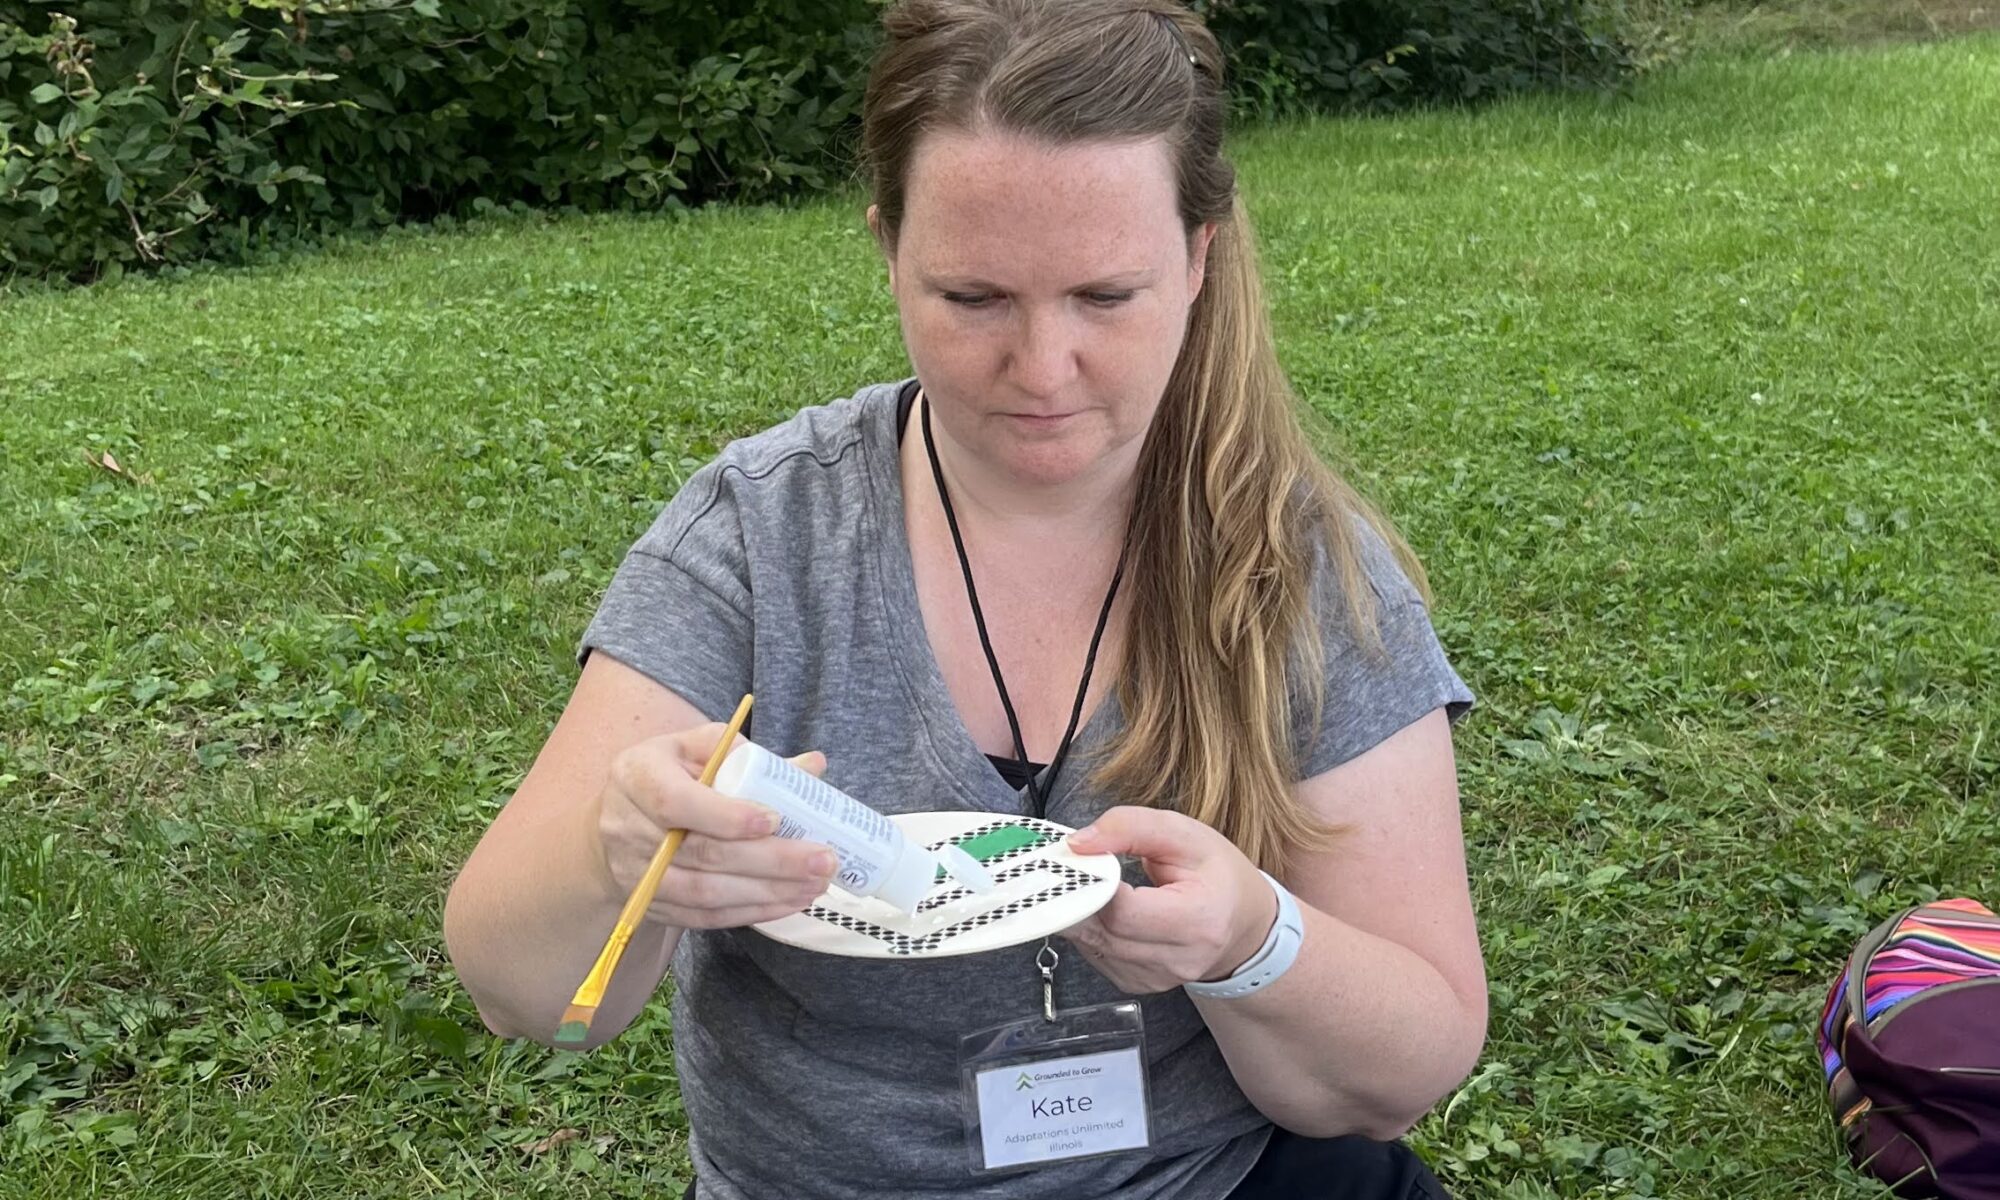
[1194, 903, 1487, 1139]
[443, 784, 683, 1050]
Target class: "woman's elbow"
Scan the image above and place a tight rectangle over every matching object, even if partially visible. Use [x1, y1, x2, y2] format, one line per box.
[443, 870, 529, 1040]
[1449, 987, 1491, 1090]
[1303, 1005, 1489, 1141]
[1411, 994, 1490, 1122]
[1382, 1003, 1490, 1137]
[1280, 1089, 1433, 1142]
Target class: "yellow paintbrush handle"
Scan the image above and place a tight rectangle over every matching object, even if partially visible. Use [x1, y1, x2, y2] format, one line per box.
[565, 694, 751, 1012]
[568, 827, 687, 1006]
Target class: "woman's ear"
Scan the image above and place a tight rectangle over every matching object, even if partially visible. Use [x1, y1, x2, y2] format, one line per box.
[867, 205, 897, 289]
[1188, 221, 1218, 301]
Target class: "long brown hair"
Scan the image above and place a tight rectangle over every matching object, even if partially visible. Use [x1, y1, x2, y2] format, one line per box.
[862, 0, 1429, 875]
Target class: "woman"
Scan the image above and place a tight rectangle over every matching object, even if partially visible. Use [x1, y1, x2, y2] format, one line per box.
[443, 2, 1485, 1198]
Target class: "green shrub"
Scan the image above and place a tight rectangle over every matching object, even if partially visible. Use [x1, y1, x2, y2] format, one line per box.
[0, 0, 877, 280]
[1199, 0, 1631, 113]
[2, 1, 1633, 281]
[1, 7, 327, 278]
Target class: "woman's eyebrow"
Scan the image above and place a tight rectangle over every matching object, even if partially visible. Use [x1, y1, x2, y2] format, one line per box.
[920, 272, 1006, 291]
[918, 268, 1157, 291]
[1073, 270, 1155, 290]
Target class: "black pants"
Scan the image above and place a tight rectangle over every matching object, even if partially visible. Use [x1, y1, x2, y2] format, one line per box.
[1226, 1130, 1448, 1199]
[682, 1130, 1449, 1199]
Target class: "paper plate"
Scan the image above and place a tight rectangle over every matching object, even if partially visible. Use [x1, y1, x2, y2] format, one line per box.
[752, 812, 1121, 959]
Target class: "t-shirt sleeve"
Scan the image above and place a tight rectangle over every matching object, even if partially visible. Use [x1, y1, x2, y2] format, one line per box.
[1294, 519, 1476, 781]
[575, 459, 754, 723]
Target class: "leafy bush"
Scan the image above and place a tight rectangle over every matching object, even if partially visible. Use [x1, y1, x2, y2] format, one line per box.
[1198, 0, 1632, 114]
[1, 0, 1632, 281]
[0, 1, 877, 280]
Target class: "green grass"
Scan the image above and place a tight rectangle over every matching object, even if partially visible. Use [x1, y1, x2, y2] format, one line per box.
[1628, 0, 2000, 60]
[1753, 0, 2000, 43]
[5, 36, 1999, 1199]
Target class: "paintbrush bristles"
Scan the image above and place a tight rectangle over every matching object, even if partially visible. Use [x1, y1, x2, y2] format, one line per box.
[553, 1004, 594, 1049]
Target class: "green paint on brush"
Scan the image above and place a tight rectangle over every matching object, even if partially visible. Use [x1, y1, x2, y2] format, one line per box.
[934, 823, 1056, 882]
[553, 1019, 590, 1048]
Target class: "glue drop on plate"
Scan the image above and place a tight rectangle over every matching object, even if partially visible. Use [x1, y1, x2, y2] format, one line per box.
[714, 741, 994, 914]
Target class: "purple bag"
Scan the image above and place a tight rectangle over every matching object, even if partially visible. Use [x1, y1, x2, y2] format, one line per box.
[1818, 898, 2000, 1198]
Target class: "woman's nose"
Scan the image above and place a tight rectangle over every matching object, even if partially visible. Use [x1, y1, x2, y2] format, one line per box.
[1004, 308, 1079, 399]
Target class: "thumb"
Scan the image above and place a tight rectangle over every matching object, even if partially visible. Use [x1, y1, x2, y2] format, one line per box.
[1067, 806, 1211, 882]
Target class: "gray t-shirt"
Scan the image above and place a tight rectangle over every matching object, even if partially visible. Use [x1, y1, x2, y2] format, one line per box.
[578, 380, 1474, 1200]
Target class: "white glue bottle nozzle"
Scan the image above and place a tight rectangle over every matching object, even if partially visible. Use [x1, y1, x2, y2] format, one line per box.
[938, 845, 995, 894]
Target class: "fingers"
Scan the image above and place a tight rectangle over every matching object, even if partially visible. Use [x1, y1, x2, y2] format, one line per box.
[648, 860, 832, 928]
[602, 733, 841, 929]
[658, 898, 829, 931]
[1062, 878, 1252, 992]
[1066, 806, 1216, 885]
[668, 720, 751, 780]
[664, 723, 825, 782]
[1062, 919, 1175, 996]
[612, 735, 774, 840]
[674, 824, 835, 877]
[1072, 881, 1212, 947]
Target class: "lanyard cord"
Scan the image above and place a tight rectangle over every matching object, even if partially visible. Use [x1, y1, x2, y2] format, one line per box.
[919, 394, 1129, 818]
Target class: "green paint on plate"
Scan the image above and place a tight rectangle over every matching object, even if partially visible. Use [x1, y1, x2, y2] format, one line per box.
[933, 823, 1057, 882]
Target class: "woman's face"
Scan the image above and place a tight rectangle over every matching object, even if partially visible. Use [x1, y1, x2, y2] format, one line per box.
[876, 130, 1213, 489]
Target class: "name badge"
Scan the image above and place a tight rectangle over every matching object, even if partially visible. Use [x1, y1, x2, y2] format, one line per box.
[972, 1045, 1151, 1168]
[959, 998, 1152, 1172]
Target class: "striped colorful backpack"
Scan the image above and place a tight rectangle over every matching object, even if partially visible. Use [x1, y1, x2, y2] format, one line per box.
[1818, 897, 2000, 1198]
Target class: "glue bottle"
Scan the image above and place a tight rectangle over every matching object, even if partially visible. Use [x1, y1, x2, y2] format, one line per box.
[713, 741, 993, 914]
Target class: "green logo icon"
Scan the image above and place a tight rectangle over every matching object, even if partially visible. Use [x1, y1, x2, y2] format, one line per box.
[1015, 1072, 1035, 1091]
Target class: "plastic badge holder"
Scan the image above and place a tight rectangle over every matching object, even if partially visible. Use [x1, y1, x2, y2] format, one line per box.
[959, 995, 1151, 1173]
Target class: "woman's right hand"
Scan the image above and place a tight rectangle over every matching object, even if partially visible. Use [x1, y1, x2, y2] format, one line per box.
[595, 724, 838, 929]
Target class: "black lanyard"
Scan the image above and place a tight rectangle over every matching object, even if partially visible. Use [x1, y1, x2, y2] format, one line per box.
[920, 394, 1128, 818]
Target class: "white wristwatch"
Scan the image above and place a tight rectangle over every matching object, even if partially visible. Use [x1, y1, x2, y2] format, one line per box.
[1183, 871, 1304, 1000]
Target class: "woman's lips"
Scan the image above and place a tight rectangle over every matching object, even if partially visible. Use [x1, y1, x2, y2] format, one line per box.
[1003, 411, 1077, 429]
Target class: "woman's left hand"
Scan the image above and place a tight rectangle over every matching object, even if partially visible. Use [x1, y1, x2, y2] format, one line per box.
[1060, 806, 1279, 995]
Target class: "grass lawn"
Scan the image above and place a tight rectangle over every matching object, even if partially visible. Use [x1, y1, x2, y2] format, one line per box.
[1631, 0, 2000, 58]
[3, 33, 1997, 1200]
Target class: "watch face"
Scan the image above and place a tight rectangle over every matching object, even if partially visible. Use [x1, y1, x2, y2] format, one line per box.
[753, 813, 1120, 959]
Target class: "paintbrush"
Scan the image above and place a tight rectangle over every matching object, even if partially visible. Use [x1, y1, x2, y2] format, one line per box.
[554, 692, 753, 1049]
